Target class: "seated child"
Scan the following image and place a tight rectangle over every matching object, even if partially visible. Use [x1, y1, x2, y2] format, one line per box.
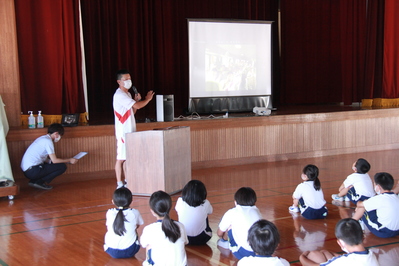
[332, 158, 375, 203]
[104, 187, 144, 259]
[140, 190, 188, 266]
[175, 180, 213, 245]
[289, 164, 328, 219]
[352, 172, 399, 238]
[299, 218, 379, 266]
[237, 219, 289, 266]
[217, 187, 262, 260]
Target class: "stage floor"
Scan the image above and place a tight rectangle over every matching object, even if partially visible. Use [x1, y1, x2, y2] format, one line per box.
[163, 103, 365, 121]
[90, 103, 366, 125]
[1, 148, 399, 265]
[172, 103, 365, 121]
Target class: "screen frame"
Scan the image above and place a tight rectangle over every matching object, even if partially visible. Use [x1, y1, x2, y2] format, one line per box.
[188, 19, 273, 113]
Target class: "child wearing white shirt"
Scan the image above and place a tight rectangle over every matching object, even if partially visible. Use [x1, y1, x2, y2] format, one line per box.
[289, 164, 328, 219]
[140, 190, 188, 266]
[175, 180, 213, 245]
[217, 187, 262, 259]
[104, 187, 144, 258]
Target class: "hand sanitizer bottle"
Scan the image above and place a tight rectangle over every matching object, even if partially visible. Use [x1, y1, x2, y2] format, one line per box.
[28, 111, 36, 129]
[37, 111, 44, 128]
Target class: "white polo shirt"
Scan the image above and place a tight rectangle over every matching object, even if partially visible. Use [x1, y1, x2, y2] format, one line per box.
[21, 134, 54, 171]
[175, 197, 213, 237]
[293, 181, 326, 209]
[140, 221, 188, 266]
[363, 192, 399, 231]
[218, 205, 262, 251]
[343, 173, 375, 198]
[113, 88, 136, 143]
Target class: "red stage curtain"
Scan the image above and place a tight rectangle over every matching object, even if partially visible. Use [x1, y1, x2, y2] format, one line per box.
[339, 0, 367, 104]
[363, 0, 384, 99]
[80, 0, 279, 124]
[15, 0, 85, 115]
[280, 0, 367, 105]
[362, 0, 399, 107]
[382, 0, 399, 98]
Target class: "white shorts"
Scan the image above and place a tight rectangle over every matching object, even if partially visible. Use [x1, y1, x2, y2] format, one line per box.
[116, 138, 126, 160]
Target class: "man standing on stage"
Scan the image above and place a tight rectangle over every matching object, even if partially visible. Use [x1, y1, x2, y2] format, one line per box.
[113, 69, 154, 189]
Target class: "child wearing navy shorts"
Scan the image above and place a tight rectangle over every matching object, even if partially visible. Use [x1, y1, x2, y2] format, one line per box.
[104, 187, 144, 259]
[332, 158, 375, 204]
[217, 187, 262, 259]
[175, 180, 213, 245]
[289, 164, 328, 219]
[352, 172, 399, 238]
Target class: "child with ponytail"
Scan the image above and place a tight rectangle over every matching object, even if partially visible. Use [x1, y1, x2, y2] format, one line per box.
[141, 190, 188, 266]
[289, 164, 328, 219]
[104, 187, 144, 258]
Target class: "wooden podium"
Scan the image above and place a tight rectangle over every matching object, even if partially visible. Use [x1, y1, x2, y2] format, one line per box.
[125, 126, 191, 196]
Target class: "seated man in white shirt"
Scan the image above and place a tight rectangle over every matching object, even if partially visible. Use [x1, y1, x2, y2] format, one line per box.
[20, 123, 78, 190]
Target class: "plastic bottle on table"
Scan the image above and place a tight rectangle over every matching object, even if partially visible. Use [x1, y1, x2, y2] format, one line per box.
[28, 111, 36, 129]
[37, 111, 44, 128]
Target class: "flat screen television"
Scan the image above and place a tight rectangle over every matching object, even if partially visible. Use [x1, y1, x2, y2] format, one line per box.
[188, 19, 273, 114]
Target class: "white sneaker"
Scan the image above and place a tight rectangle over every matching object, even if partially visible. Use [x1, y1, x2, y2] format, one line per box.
[288, 206, 300, 213]
[217, 239, 230, 249]
[116, 181, 124, 189]
[290, 211, 300, 218]
[344, 196, 351, 202]
[332, 194, 344, 201]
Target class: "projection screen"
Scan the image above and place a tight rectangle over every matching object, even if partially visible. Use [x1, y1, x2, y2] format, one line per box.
[188, 19, 273, 113]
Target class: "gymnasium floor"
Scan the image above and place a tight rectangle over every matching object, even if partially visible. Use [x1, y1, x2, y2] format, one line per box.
[1, 149, 399, 265]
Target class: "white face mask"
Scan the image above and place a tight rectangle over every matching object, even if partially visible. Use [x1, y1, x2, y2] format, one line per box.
[54, 135, 61, 143]
[123, 80, 132, 89]
[341, 246, 349, 253]
[375, 185, 381, 195]
[338, 239, 349, 253]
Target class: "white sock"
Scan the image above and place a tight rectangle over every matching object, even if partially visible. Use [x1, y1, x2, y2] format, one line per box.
[117, 181, 124, 188]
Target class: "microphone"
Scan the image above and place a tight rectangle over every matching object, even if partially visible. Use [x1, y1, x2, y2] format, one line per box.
[132, 86, 139, 95]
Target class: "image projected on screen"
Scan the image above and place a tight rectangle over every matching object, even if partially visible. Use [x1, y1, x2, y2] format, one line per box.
[206, 44, 257, 93]
[189, 20, 272, 99]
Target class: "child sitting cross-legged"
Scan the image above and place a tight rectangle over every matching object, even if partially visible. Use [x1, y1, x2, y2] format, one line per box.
[299, 218, 379, 266]
[217, 187, 262, 259]
[289, 164, 328, 219]
[237, 219, 289, 266]
[140, 190, 188, 266]
[332, 158, 375, 204]
[103, 187, 144, 259]
[175, 180, 213, 245]
[352, 172, 399, 238]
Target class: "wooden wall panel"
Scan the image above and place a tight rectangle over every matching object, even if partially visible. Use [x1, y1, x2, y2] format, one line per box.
[7, 109, 399, 183]
[8, 135, 116, 181]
